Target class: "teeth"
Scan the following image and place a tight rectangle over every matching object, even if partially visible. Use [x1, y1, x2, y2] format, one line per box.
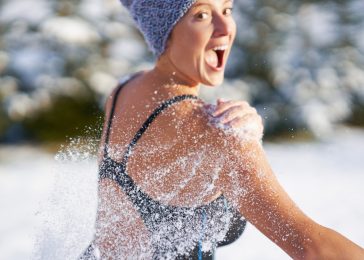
[213, 45, 228, 51]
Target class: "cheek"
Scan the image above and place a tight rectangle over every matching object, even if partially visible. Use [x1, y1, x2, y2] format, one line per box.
[182, 31, 207, 75]
[169, 34, 206, 76]
[173, 22, 208, 56]
[230, 20, 237, 40]
[177, 29, 206, 58]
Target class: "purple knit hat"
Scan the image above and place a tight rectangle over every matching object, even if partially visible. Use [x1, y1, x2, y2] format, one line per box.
[120, 0, 197, 57]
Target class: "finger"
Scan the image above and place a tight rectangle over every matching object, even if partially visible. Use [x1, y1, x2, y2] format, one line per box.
[203, 103, 213, 110]
[227, 116, 245, 128]
[226, 113, 263, 129]
[228, 117, 264, 140]
[217, 98, 226, 105]
[213, 101, 250, 117]
[231, 113, 257, 127]
[220, 106, 256, 124]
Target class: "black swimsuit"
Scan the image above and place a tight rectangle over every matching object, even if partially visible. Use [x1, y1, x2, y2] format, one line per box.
[80, 73, 247, 260]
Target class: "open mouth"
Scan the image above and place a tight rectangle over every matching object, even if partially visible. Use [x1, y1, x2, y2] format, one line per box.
[205, 45, 227, 70]
[215, 49, 224, 68]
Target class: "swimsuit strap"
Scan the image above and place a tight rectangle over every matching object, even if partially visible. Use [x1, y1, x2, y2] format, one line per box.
[120, 94, 199, 166]
[102, 73, 199, 159]
[103, 73, 141, 157]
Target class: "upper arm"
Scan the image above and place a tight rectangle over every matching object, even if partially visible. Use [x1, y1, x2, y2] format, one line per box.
[95, 179, 152, 258]
[220, 139, 364, 259]
[196, 101, 364, 259]
[216, 135, 317, 258]
[95, 85, 153, 257]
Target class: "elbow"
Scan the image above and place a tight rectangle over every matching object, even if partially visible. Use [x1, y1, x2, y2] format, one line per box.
[299, 226, 336, 260]
[300, 226, 364, 260]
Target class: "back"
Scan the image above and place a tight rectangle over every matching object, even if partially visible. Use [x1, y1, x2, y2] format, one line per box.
[101, 72, 228, 206]
[90, 72, 246, 259]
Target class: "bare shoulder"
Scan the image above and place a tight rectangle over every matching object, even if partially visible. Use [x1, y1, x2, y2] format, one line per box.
[160, 98, 247, 157]
[171, 99, 265, 176]
[103, 83, 123, 113]
[103, 73, 141, 113]
[160, 99, 216, 141]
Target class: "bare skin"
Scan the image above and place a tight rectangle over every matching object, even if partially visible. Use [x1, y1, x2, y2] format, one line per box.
[94, 0, 364, 258]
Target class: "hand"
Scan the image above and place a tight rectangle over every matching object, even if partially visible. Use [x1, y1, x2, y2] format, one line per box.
[204, 98, 264, 141]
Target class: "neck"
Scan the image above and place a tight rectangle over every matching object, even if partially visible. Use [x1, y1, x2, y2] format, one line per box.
[143, 55, 200, 97]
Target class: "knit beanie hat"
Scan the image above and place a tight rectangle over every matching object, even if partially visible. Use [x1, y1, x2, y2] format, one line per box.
[120, 0, 197, 57]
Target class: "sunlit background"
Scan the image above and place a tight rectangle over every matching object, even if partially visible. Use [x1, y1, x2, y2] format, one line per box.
[0, 0, 363, 259]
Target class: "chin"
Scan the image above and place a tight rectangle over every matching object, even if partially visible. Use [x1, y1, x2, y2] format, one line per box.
[201, 73, 224, 87]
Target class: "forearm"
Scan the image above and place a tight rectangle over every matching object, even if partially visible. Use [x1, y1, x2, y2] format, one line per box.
[305, 225, 364, 260]
[222, 141, 364, 259]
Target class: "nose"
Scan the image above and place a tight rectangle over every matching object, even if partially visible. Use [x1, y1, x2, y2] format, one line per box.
[212, 13, 233, 37]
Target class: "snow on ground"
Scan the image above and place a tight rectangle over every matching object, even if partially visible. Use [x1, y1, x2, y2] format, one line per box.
[0, 127, 363, 260]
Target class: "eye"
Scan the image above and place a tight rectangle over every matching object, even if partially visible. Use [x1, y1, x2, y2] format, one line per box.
[224, 7, 233, 16]
[196, 11, 210, 20]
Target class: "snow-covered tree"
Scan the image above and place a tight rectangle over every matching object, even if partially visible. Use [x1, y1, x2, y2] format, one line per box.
[0, 0, 363, 142]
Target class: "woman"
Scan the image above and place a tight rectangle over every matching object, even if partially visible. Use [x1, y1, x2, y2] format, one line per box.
[80, 0, 364, 259]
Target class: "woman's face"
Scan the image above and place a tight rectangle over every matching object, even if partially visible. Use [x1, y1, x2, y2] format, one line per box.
[162, 0, 236, 87]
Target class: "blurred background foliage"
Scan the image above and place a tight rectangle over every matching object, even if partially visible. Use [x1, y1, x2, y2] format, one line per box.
[0, 0, 363, 145]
